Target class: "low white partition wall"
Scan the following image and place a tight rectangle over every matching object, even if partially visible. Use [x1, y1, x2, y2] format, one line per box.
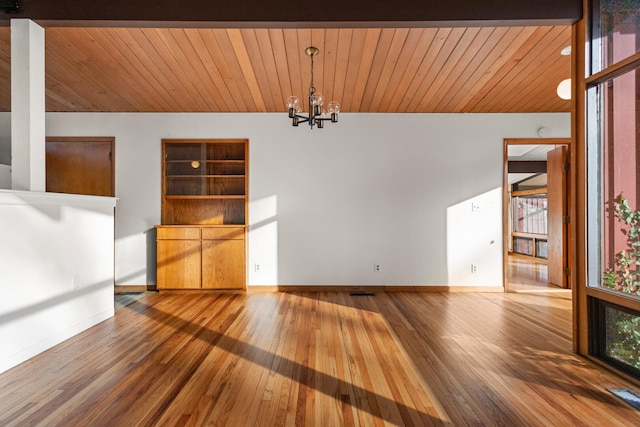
[0, 190, 117, 374]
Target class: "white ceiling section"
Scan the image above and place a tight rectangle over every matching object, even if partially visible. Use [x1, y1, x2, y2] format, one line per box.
[508, 144, 559, 161]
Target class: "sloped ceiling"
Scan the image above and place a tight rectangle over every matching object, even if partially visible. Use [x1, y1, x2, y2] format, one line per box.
[0, 25, 572, 113]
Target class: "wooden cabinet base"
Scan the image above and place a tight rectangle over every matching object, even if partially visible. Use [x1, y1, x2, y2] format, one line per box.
[202, 239, 245, 289]
[156, 225, 245, 290]
[157, 239, 201, 289]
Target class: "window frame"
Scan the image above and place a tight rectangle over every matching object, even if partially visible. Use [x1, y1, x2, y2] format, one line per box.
[585, 0, 640, 380]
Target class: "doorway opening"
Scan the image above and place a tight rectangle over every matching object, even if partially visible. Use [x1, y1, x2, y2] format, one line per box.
[503, 138, 571, 293]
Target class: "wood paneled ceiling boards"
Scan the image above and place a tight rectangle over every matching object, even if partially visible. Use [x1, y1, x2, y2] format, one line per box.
[0, 0, 581, 114]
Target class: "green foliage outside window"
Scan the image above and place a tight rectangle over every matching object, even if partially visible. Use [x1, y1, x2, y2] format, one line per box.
[602, 194, 640, 296]
[600, 0, 640, 32]
[606, 307, 640, 371]
[601, 194, 640, 373]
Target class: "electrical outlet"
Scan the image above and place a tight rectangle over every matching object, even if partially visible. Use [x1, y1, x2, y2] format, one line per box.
[471, 264, 478, 273]
[374, 264, 381, 272]
[254, 263, 261, 272]
[472, 202, 481, 212]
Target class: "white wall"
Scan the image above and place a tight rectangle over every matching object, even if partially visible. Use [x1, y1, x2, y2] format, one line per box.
[0, 190, 116, 374]
[44, 112, 570, 288]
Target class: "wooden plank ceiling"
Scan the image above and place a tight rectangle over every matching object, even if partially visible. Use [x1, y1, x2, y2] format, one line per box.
[0, 26, 571, 113]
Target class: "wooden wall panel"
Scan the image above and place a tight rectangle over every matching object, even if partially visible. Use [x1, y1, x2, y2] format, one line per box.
[0, 26, 9, 112]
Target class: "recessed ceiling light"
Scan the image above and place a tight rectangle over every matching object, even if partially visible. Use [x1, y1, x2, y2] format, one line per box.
[561, 45, 572, 56]
[557, 79, 571, 100]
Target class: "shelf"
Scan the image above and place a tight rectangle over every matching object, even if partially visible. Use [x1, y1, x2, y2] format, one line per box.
[164, 142, 246, 162]
[165, 175, 245, 178]
[162, 139, 247, 225]
[164, 195, 246, 200]
[166, 159, 245, 176]
[166, 160, 245, 163]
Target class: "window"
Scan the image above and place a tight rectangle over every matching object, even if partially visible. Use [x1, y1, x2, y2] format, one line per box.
[590, 298, 640, 377]
[587, 0, 640, 380]
[587, 1, 640, 298]
[591, 0, 640, 73]
[588, 68, 640, 297]
[511, 193, 548, 259]
[513, 194, 548, 235]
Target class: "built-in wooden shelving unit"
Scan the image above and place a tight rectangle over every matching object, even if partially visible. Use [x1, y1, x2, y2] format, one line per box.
[156, 139, 248, 290]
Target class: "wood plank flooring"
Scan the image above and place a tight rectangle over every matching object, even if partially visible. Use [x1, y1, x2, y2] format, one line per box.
[1, 291, 639, 426]
[506, 255, 565, 293]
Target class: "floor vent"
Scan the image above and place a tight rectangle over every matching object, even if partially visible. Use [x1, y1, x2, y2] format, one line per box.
[349, 292, 375, 296]
[609, 389, 640, 410]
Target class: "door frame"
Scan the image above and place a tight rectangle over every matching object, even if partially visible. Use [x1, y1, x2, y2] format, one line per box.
[503, 138, 571, 292]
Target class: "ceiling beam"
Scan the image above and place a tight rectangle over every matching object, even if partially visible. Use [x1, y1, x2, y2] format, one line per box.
[508, 161, 548, 174]
[1, 0, 582, 27]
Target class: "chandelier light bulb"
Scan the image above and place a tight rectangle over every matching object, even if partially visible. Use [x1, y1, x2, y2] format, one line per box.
[328, 101, 340, 114]
[286, 96, 300, 109]
[312, 93, 324, 107]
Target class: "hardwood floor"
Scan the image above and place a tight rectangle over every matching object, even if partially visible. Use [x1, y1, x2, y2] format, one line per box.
[506, 255, 566, 293]
[1, 291, 639, 426]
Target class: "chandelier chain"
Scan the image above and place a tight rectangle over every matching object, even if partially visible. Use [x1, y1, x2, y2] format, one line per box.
[309, 53, 315, 94]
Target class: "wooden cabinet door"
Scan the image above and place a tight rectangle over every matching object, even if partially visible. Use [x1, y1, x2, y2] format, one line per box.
[46, 137, 114, 197]
[157, 239, 202, 289]
[201, 239, 245, 289]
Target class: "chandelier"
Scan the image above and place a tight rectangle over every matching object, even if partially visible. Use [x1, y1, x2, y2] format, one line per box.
[286, 46, 340, 129]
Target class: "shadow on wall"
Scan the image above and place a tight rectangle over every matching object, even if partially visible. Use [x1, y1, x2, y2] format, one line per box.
[0, 191, 116, 374]
[0, 279, 113, 326]
[115, 231, 159, 287]
[143, 187, 502, 288]
[0, 278, 114, 374]
[0, 165, 9, 189]
[145, 228, 157, 286]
